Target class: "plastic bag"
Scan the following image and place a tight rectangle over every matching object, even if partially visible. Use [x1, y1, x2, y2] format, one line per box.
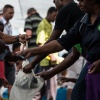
[10, 59, 44, 100]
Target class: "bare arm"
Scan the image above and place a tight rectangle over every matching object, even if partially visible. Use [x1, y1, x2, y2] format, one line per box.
[58, 77, 77, 83]
[36, 47, 80, 80]
[23, 39, 64, 73]
[0, 31, 28, 44]
[1, 34, 18, 44]
[29, 30, 63, 65]
[22, 40, 64, 59]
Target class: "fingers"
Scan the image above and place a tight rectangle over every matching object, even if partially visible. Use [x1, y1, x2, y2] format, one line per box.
[57, 77, 66, 83]
[36, 71, 45, 76]
[23, 68, 32, 73]
[88, 64, 95, 74]
[22, 65, 32, 74]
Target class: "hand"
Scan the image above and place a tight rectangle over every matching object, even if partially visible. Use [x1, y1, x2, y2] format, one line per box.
[88, 60, 100, 74]
[49, 54, 57, 62]
[36, 70, 53, 80]
[18, 49, 31, 59]
[19, 34, 30, 44]
[57, 77, 70, 83]
[6, 52, 25, 62]
[3, 79, 10, 88]
[16, 61, 23, 72]
[23, 62, 35, 73]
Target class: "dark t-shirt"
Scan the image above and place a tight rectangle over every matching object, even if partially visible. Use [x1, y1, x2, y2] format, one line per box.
[54, 2, 84, 32]
[58, 14, 100, 62]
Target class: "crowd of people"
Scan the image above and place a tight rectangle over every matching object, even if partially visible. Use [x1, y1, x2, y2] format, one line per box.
[0, 0, 100, 100]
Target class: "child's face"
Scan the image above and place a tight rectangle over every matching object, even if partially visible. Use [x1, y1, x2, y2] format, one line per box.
[0, 25, 4, 32]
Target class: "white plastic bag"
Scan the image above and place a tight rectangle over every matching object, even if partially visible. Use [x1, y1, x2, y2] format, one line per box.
[10, 67, 44, 100]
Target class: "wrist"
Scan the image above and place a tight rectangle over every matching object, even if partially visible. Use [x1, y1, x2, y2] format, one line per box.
[16, 35, 19, 42]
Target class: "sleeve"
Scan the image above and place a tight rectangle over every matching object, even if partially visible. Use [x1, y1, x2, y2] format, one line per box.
[74, 44, 82, 54]
[57, 21, 82, 51]
[24, 17, 32, 32]
[36, 30, 46, 45]
[36, 23, 46, 45]
[54, 6, 71, 31]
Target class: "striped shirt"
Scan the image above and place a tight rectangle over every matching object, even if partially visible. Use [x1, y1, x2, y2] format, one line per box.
[24, 13, 42, 48]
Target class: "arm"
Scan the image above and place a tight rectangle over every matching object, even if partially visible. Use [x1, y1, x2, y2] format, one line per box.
[0, 31, 28, 44]
[58, 77, 77, 83]
[22, 30, 63, 69]
[23, 21, 81, 73]
[22, 40, 64, 59]
[23, 40, 64, 73]
[36, 47, 80, 80]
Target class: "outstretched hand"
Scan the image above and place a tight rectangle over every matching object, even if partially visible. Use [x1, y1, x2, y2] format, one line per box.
[36, 70, 53, 80]
[23, 62, 35, 74]
[17, 49, 31, 59]
[57, 77, 70, 83]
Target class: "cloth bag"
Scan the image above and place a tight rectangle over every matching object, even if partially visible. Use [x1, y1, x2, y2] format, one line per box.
[10, 42, 44, 100]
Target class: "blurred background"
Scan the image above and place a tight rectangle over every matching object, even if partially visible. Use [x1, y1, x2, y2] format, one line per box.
[0, 0, 77, 35]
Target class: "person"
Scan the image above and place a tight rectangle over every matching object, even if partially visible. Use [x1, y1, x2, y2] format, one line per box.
[36, 6, 58, 100]
[0, 22, 26, 99]
[24, 8, 42, 48]
[12, 42, 22, 72]
[21, 0, 86, 100]
[20, 0, 100, 99]
[0, 4, 16, 86]
[0, 21, 26, 86]
[0, 4, 28, 86]
[24, 7, 42, 62]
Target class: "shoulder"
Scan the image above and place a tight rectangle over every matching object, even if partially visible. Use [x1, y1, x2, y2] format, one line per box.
[57, 2, 79, 17]
[30, 13, 42, 20]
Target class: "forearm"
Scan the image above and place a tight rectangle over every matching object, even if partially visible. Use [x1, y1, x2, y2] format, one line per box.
[49, 50, 80, 76]
[67, 78, 77, 83]
[1, 34, 18, 44]
[31, 54, 48, 66]
[30, 40, 63, 56]
[29, 30, 63, 66]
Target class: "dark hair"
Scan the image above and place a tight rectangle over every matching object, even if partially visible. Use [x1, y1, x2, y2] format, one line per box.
[3, 4, 14, 12]
[47, 6, 57, 14]
[95, 0, 100, 3]
[27, 8, 36, 15]
[12, 42, 21, 51]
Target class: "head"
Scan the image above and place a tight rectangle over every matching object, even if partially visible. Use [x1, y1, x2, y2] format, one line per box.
[77, 0, 100, 13]
[12, 42, 21, 52]
[53, 0, 73, 10]
[0, 21, 4, 32]
[27, 8, 37, 17]
[3, 4, 14, 21]
[46, 6, 57, 22]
